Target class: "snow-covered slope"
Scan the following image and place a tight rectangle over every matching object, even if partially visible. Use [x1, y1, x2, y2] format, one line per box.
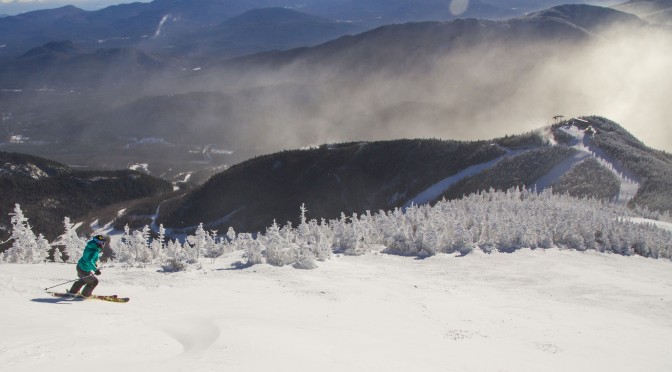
[553, 122, 640, 203]
[403, 147, 528, 208]
[1, 249, 671, 372]
[395, 119, 647, 211]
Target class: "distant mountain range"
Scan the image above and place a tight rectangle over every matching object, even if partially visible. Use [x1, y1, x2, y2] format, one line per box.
[0, 3, 355, 59]
[226, 4, 645, 72]
[0, 6, 363, 86]
[0, 4, 666, 183]
[0, 0, 630, 59]
[0, 3, 648, 88]
[0, 0, 509, 59]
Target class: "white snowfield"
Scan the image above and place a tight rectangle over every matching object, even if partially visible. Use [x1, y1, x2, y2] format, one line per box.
[1, 249, 671, 372]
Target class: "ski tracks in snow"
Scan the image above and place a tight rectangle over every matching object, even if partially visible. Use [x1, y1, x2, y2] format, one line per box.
[159, 318, 222, 358]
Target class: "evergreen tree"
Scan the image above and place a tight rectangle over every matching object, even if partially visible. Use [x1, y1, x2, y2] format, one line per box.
[33, 233, 51, 263]
[52, 246, 64, 263]
[55, 217, 86, 263]
[114, 224, 134, 263]
[191, 223, 207, 260]
[151, 224, 167, 262]
[2, 204, 41, 263]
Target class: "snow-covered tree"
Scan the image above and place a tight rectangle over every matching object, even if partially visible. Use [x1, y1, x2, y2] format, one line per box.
[1, 204, 46, 263]
[238, 232, 264, 265]
[188, 223, 208, 261]
[55, 217, 86, 263]
[263, 220, 298, 266]
[6, 186, 672, 267]
[34, 234, 52, 263]
[150, 224, 167, 262]
[129, 227, 152, 263]
[52, 246, 64, 263]
[113, 224, 134, 263]
[204, 229, 224, 262]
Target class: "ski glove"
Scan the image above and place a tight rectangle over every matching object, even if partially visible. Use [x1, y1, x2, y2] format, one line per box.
[94, 270, 101, 275]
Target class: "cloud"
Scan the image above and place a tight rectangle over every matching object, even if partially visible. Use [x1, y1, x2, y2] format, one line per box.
[450, 0, 470, 16]
[182, 22, 672, 154]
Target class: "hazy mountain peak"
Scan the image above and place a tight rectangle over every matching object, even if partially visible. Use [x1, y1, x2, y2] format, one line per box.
[525, 3, 646, 31]
[19, 40, 79, 59]
[0, 152, 69, 179]
[18, 5, 85, 21]
[39, 40, 78, 54]
[613, 0, 672, 24]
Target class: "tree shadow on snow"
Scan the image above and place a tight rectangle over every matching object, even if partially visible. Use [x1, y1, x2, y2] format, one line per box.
[217, 261, 255, 271]
[380, 248, 433, 260]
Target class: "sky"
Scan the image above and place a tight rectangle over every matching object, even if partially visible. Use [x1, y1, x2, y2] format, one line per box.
[0, 0, 147, 15]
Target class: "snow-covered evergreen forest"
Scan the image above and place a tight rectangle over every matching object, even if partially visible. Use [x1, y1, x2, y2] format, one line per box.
[2, 187, 671, 268]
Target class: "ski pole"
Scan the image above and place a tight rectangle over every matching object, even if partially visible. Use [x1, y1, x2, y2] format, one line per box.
[44, 275, 93, 291]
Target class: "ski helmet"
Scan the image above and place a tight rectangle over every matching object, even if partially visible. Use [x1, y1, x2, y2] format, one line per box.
[92, 234, 108, 247]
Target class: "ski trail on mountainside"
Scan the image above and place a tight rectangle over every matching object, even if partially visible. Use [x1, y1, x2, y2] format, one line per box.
[532, 151, 592, 191]
[407, 120, 640, 208]
[548, 121, 640, 203]
[403, 148, 529, 208]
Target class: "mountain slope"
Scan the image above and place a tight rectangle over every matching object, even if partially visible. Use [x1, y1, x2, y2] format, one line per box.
[225, 4, 645, 75]
[154, 7, 363, 58]
[0, 42, 170, 89]
[614, 0, 672, 24]
[524, 3, 646, 31]
[158, 139, 513, 233]
[0, 151, 173, 242]
[296, 0, 518, 24]
[157, 116, 672, 235]
[554, 116, 672, 212]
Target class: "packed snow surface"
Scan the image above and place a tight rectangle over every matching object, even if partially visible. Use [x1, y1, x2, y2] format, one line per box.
[1, 249, 671, 372]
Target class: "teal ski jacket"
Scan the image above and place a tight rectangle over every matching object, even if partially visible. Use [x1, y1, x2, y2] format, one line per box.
[77, 240, 101, 273]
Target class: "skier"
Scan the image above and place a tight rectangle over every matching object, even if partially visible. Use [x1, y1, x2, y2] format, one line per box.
[67, 234, 107, 297]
